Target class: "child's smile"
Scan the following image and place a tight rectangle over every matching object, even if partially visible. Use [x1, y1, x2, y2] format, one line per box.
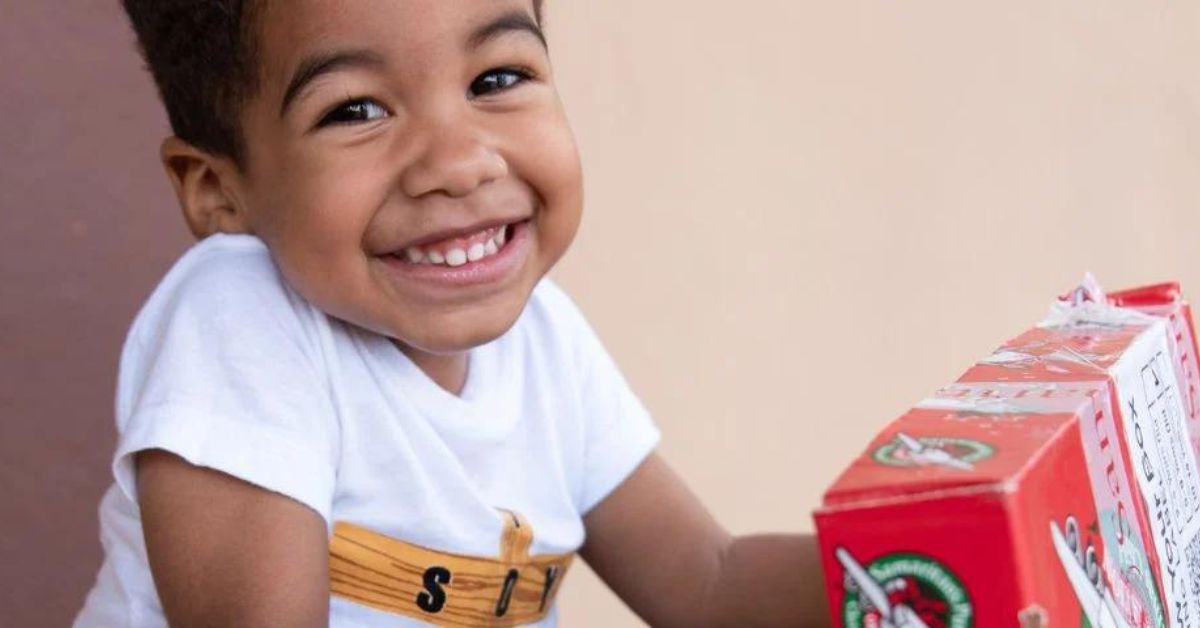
[380, 220, 531, 287]
[222, 0, 582, 389]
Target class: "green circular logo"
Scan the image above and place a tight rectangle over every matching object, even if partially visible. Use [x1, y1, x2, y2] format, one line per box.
[873, 436, 995, 468]
[841, 552, 973, 628]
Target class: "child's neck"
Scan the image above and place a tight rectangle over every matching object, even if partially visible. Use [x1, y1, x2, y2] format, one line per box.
[395, 342, 469, 396]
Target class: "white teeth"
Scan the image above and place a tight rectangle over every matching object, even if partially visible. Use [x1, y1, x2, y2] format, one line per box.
[400, 225, 512, 268]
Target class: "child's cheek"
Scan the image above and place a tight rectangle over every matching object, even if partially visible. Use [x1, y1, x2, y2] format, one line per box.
[510, 105, 583, 204]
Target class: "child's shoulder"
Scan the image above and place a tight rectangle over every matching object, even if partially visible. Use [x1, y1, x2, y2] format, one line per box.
[154, 232, 287, 301]
[127, 233, 318, 348]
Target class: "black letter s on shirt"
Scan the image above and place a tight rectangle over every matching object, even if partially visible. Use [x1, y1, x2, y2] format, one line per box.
[416, 566, 451, 613]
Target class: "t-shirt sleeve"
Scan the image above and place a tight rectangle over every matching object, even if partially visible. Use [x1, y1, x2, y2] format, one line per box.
[112, 239, 340, 527]
[538, 282, 661, 514]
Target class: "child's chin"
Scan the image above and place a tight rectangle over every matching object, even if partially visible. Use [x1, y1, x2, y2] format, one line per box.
[395, 314, 521, 355]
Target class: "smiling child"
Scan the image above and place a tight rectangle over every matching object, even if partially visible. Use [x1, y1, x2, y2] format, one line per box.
[75, 1, 827, 625]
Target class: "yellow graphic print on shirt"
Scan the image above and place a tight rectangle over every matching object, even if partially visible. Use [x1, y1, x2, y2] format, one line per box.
[330, 509, 573, 627]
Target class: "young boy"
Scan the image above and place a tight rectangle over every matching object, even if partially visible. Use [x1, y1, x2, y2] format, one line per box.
[76, 1, 827, 625]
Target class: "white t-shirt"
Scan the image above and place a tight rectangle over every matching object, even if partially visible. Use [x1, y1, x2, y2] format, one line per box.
[75, 233, 659, 627]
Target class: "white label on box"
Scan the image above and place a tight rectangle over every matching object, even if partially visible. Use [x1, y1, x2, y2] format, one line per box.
[1118, 322, 1200, 626]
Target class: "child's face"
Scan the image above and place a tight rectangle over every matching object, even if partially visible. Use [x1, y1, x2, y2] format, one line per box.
[232, 0, 581, 355]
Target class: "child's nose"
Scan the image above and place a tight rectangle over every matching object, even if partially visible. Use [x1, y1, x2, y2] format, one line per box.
[398, 124, 509, 199]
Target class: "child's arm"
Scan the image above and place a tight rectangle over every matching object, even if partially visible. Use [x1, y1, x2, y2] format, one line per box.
[136, 449, 330, 627]
[581, 452, 830, 627]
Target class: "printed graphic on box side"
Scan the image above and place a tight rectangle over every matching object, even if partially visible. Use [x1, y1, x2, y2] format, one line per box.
[1049, 515, 1155, 628]
[872, 434, 994, 471]
[920, 382, 1107, 417]
[837, 547, 972, 628]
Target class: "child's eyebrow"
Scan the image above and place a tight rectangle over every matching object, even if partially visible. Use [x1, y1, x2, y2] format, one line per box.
[466, 10, 547, 52]
[280, 49, 386, 116]
[278, 11, 545, 118]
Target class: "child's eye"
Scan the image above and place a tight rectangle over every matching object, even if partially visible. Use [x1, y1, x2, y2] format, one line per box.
[469, 68, 532, 98]
[318, 99, 390, 127]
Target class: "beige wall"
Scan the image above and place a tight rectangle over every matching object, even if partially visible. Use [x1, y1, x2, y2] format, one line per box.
[546, 1, 1200, 624]
[3, 1, 1198, 625]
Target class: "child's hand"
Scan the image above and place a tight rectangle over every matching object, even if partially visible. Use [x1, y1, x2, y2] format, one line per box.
[580, 452, 829, 627]
[136, 449, 330, 627]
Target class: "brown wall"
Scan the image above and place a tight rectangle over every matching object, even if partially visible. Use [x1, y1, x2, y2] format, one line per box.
[4, 2, 1199, 626]
[2, 4, 191, 626]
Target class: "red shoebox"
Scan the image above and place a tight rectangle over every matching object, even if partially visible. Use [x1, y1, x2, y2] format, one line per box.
[813, 280, 1200, 627]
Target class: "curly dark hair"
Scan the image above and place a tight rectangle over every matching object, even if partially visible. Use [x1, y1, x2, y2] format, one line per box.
[122, 0, 545, 165]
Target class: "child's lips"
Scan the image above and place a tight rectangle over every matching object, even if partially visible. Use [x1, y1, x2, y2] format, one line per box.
[377, 219, 531, 290]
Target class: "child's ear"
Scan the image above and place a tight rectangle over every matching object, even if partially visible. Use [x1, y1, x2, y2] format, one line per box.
[159, 137, 252, 239]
